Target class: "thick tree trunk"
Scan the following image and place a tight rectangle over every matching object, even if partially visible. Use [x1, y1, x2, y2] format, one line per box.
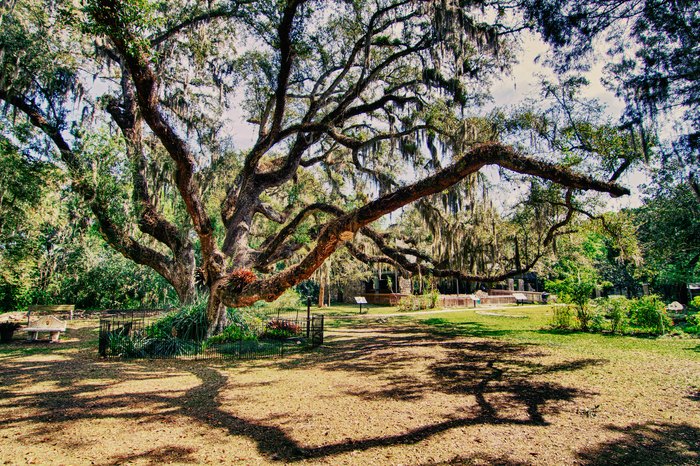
[173, 274, 197, 305]
[205, 293, 229, 338]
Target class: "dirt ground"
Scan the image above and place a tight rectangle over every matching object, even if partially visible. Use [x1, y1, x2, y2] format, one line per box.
[0, 320, 698, 465]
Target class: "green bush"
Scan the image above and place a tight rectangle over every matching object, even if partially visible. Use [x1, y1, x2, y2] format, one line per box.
[143, 336, 201, 357]
[203, 324, 257, 348]
[426, 290, 440, 308]
[108, 332, 201, 358]
[398, 290, 439, 312]
[687, 296, 700, 314]
[590, 310, 606, 332]
[689, 312, 700, 326]
[629, 295, 673, 335]
[398, 295, 429, 312]
[549, 305, 575, 329]
[606, 296, 630, 334]
[575, 306, 594, 331]
[547, 277, 596, 330]
[108, 332, 149, 358]
[270, 288, 302, 312]
[145, 298, 208, 342]
[591, 296, 630, 334]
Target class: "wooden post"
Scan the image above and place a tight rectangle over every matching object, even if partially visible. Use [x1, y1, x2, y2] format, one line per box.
[306, 296, 311, 339]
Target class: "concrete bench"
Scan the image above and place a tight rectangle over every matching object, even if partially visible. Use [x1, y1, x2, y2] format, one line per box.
[25, 316, 67, 342]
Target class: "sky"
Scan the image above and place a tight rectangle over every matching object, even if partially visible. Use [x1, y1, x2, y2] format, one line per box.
[489, 33, 648, 210]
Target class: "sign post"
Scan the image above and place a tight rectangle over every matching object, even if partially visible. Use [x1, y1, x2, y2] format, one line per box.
[354, 296, 368, 314]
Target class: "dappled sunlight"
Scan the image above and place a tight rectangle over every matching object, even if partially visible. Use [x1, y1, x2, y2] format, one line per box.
[576, 422, 699, 465]
[0, 317, 698, 464]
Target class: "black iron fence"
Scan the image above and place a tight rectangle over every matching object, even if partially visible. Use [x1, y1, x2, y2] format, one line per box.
[98, 312, 324, 360]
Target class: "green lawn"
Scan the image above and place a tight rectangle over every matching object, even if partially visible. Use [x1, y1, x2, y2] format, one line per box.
[411, 305, 700, 360]
[295, 302, 697, 355]
[278, 302, 699, 359]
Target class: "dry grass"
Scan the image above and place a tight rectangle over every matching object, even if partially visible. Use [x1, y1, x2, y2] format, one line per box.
[0, 314, 698, 465]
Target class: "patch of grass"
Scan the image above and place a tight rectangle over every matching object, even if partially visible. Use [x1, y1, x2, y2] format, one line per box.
[415, 305, 700, 360]
[0, 344, 59, 356]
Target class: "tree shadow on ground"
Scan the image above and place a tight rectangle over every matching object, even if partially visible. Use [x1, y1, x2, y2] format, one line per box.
[1, 320, 607, 463]
[99, 446, 198, 466]
[576, 422, 700, 465]
[415, 453, 531, 465]
[420, 317, 514, 338]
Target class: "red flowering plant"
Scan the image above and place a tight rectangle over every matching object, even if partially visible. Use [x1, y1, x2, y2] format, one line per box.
[262, 319, 302, 340]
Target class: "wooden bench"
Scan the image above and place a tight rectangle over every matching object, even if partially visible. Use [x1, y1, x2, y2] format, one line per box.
[27, 304, 75, 323]
[25, 315, 67, 342]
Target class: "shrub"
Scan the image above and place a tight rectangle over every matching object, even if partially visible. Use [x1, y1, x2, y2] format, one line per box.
[145, 298, 208, 342]
[203, 324, 257, 348]
[549, 305, 574, 329]
[144, 336, 201, 357]
[687, 296, 700, 314]
[398, 295, 430, 312]
[108, 332, 149, 358]
[681, 309, 700, 334]
[426, 289, 440, 308]
[606, 297, 630, 334]
[547, 277, 596, 330]
[261, 319, 302, 340]
[689, 312, 700, 327]
[590, 310, 606, 332]
[575, 306, 594, 331]
[227, 308, 263, 333]
[591, 296, 630, 334]
[108, 332, 201, 358]
[270, 288, 302, 312]
[629, 295, 673, 335]
[398, 291, 439, 312]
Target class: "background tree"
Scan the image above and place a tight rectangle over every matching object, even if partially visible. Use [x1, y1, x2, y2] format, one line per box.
[1, 0, 628, 335]
[634, 183, 700, 295]
[521, 0, 700, 199]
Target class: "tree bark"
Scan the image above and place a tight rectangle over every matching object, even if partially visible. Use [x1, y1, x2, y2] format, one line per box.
[205, 292, 228, 338]
[318, 279, 325, 308]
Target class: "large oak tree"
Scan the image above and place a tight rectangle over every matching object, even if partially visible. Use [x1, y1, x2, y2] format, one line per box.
[0, 0, 629, 335]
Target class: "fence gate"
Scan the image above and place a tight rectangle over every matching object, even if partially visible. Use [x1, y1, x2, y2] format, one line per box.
[310, 314, 324, 347]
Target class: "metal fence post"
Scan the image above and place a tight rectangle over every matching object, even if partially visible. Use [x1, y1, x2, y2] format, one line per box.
[306, 296, 311, 339]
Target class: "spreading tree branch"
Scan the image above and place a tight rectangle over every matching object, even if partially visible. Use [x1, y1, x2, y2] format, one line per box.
[217, 141, 629, 306]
